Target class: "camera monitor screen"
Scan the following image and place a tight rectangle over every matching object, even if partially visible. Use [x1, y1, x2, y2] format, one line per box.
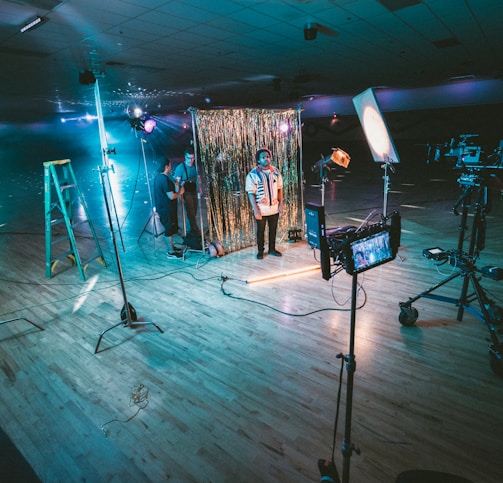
[348, 229, 394, 274]
[352, 87, 400, 164]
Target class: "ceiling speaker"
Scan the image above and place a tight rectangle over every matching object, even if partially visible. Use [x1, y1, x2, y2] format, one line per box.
[304, 22, 318, 41]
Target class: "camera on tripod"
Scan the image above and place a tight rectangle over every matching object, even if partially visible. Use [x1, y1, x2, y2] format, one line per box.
[305, 203, 401, 280]
[429, 133, 503, 174]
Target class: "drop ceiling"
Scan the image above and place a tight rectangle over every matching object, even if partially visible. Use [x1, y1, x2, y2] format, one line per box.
[1, 0, 502, 122]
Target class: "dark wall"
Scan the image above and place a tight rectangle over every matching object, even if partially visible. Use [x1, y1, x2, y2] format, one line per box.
[2, 103, 502, 189]
[302, 103, 503, 181]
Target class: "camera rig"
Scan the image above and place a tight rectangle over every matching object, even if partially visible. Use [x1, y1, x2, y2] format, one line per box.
[305, 203, 401, 280]
[427, 133, 503, 173]
[306, 204, 401, 483]
[400, 138, 503, 376]
[315, 210, 401, 280]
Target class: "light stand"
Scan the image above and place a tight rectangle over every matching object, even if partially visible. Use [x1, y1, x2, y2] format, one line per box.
[188, 107, 206, 254]
[341, 272, 361, 483]
[318, 272, 361, 483]
[352, 87, 400, 217]
[94, 165, 164, 353]
[93, 80, 163, 353]
[317, 155, 330, 207]
[137, 133, 163, 242]
[381, 160, 395, 217]
[318, 211, 401, 483]
[398, 172, 503, 375]
[312, 148, 351, 207]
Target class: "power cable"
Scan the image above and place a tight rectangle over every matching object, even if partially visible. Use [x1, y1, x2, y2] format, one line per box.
[219, 275, 367, 317]
[101, 383, 149, 437]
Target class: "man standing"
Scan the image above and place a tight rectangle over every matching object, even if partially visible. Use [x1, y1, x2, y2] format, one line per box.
[154, 158, 185, 258]
[245, 148, 284, 259]
[174, 146, 201, 237]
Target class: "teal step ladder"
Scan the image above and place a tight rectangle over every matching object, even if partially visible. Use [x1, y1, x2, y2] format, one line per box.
[44, 159, 106, 280]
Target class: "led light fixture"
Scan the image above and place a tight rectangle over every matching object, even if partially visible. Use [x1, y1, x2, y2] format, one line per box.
[20, 16, 46, 33]
[352, 87, 400, 164]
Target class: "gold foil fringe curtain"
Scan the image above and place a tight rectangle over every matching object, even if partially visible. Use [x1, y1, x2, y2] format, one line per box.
[194, 108, 301, 253]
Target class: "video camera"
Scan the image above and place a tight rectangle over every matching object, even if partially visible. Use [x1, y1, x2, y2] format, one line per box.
[428, 134, 503, 172]
[305, 203, 401, 280]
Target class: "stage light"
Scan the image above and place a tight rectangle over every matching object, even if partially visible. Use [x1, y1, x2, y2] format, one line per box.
[143, 117, 156, 134]
[279, 121, 290, 133]
[20, 16, 46, 33]
[129, 114, 156, 134]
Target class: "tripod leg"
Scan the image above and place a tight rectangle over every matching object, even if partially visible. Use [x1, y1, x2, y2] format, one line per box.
[399, 272, 461, 326]
[456, 274, 470, 321]
[466, 273, 503, 376]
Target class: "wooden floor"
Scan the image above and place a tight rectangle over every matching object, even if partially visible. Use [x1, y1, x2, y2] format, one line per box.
[1, 162, 503, 483]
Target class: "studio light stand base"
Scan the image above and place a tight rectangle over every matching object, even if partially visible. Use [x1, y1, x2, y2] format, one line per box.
[94, 309, 164, 354]
[0, 316, 44, 332]
[137, 212, 164, 244]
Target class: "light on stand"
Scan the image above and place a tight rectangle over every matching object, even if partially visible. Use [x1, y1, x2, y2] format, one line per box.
[129, 114, 156, 134]
[134, 115, 161, 242]
[93, 80, 163, 353]
[143, 117, 157, 134]
[311, 147, 351, 206]
[353, 88, 400, 217]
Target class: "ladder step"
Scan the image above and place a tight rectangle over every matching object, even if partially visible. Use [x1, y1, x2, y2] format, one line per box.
[60, 183, 76, 191]
[51, 217, 92, 228]
[51, 234, 71, 245]
[50, 218, 66, 227]
[51, 250, 77, 263]
[72, 219, 91, 229]
[82, 255, 107, 268]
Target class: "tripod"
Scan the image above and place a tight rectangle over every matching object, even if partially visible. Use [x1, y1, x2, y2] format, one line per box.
[318, 272, 361, 483]
[398, 172, 503, 375]
[137, 135, 163, 242]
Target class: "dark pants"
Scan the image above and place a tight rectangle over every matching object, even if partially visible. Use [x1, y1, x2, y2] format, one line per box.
[256, 212, 279, 254]
[183, 191, 200, 236]
[159, 210, 178, 237]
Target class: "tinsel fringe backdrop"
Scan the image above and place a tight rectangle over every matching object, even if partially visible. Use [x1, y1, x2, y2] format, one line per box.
[193, 108, 302, 253]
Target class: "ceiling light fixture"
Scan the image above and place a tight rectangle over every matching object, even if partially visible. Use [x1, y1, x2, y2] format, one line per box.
[20, 16, 46, 33]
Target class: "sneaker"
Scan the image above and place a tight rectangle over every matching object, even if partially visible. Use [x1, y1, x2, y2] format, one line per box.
[269, 249, 282, 257]
[257, 252, 264, 260]
[167, 250, 183, 259]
